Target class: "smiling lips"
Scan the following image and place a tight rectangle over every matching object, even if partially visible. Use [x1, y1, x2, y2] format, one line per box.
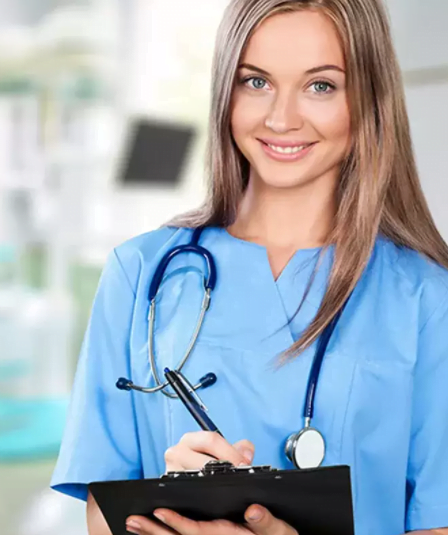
[258, 138, 317, 162]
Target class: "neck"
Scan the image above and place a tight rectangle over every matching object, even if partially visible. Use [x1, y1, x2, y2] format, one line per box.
[228, 173, 337, 251]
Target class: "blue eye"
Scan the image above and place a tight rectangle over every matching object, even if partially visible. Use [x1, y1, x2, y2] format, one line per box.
[311, 81, 335, 94]
[243, 76, 268, 90]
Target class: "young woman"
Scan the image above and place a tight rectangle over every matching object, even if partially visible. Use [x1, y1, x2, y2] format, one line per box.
[51, 1, 448, 534]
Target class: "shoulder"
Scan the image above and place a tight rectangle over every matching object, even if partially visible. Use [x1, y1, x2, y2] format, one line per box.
[374, 236, 448, 328]
[376, 236, 448, 290]
[108, 226, 193, 293]
[114, 225, 187, 262]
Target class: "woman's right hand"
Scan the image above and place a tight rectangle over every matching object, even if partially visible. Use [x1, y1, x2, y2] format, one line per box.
[164, 431, 255, 472]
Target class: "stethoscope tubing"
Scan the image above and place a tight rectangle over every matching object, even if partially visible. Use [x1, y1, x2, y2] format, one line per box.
[147, 288, 212, 398]
[304, 306, 344, 421]
[117, 226, 348, 430]
[148, 228, 217, 302]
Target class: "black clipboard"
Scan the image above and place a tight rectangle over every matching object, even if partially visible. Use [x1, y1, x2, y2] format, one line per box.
[89, 464, 354, 535]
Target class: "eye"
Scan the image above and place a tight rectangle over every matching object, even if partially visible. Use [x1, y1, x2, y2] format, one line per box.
[310, 80, 336, 94]
[241, 76, 269, 90]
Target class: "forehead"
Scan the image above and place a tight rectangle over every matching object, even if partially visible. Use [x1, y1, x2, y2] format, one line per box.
[241, 10, 345, 72]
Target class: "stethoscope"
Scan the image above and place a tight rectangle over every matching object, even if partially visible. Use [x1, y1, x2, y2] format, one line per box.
[116, 227, 346, 470]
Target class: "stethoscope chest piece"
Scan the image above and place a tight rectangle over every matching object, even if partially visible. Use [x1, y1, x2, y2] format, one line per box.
[285, 426, 326, 469]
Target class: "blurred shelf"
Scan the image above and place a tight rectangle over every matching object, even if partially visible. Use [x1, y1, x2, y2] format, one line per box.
[0, 50, 118, 87]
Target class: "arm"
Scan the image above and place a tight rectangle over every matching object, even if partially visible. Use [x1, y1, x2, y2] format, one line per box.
[405, 286, 448, 533]
[87, 491, 112, 535]
[408, 531, 448, 535]
[50, 249, 143, 500]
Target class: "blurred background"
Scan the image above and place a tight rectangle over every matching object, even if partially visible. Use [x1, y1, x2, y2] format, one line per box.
[0, 1, 446, 534]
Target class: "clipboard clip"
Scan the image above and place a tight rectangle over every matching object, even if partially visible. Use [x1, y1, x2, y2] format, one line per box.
[162, 460, 278, 479]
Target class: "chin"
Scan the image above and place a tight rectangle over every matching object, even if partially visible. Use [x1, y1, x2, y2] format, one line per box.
[252, 167, 320, 190]
[260, 177, 309, 190]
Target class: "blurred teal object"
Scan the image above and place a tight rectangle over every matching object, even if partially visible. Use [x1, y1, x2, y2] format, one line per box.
[0, 243, 16, 284]
[0, 246, 75, 462]
[0, 397, 69, 461]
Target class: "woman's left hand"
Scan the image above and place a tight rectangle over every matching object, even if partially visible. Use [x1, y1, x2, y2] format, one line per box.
[126, 504, 298, 535]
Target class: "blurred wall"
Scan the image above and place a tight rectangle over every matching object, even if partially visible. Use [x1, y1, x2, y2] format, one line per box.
[388, 0, 448, 238]
[87, 0, 230, 255]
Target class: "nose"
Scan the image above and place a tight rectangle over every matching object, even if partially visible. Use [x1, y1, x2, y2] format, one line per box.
[264, 90, 304, 134]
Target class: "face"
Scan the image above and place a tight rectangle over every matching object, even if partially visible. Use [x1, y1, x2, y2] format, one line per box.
[230, 9, 351, 192]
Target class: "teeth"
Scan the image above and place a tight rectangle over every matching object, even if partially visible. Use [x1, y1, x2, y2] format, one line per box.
[267, 144, 309, 154]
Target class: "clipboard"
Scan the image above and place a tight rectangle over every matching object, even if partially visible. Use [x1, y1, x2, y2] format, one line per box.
[89, 463, 354, 535]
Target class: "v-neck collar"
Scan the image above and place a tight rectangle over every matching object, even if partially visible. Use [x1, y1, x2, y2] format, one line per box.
[202, 227, 334, 347]
[216, 227, 325, 284]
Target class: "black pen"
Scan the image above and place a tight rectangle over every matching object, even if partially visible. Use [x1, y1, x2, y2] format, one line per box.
[164, 368, 223, 437]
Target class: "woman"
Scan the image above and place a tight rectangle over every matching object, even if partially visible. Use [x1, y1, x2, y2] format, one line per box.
[51, 1, 448, 534]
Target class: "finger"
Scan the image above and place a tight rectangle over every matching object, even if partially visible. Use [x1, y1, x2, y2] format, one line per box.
[179, 431, 248, 466]
[233, 439, 255, 464]
[165, 444, 215, 471]
[126, 514, 176, 535]
[244, 505, 297, 535]
[153, 509, 245, 535]
[152, 509, 200, 535]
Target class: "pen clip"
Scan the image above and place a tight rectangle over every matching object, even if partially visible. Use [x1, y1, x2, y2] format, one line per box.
[176, 370, 208, 412]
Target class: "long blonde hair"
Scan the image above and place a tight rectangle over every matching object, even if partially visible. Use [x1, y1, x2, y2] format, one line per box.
[171, 0, 448, 360]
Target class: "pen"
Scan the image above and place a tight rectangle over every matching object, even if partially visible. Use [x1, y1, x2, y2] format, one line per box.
[164, 368, 223, 437]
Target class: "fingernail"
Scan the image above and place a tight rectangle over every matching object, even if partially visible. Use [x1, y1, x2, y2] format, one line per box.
[154, 511, 166, 523]
[242, 448, 254, 464]
[247, 507, 263, 522]
[126, 519, 141, 533]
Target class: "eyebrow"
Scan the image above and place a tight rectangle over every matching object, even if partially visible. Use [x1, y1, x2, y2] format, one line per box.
[238, 63, 345, 76]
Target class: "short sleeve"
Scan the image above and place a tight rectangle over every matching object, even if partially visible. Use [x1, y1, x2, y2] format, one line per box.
[406, 290, 448, 531]
[50, 249, 142, 501]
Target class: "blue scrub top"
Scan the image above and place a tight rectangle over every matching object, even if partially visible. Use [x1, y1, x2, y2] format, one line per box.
[51, 226, 448, 535]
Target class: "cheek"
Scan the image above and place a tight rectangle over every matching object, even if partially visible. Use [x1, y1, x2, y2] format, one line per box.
[231, 95, 267, 139]
[306, 98, 351, 143]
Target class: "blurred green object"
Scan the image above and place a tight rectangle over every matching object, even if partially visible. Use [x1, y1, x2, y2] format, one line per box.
[0, 78, 37, 95]
[0, 398, 69, 461]
[20, 245, 47, 290]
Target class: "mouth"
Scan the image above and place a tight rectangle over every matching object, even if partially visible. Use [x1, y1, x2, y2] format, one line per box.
[257, 139, 317, 162]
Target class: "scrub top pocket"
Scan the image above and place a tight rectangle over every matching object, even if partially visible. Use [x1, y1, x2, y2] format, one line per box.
[339, 353, 415, 535]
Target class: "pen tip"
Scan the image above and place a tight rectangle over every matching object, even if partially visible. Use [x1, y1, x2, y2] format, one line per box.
[164, 367, 170, 374]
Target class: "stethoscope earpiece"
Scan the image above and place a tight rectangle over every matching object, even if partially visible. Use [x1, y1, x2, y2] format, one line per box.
[116, 377, 133, 391]
[198, 372, 217, 389]
[115, 373, 217, 394]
